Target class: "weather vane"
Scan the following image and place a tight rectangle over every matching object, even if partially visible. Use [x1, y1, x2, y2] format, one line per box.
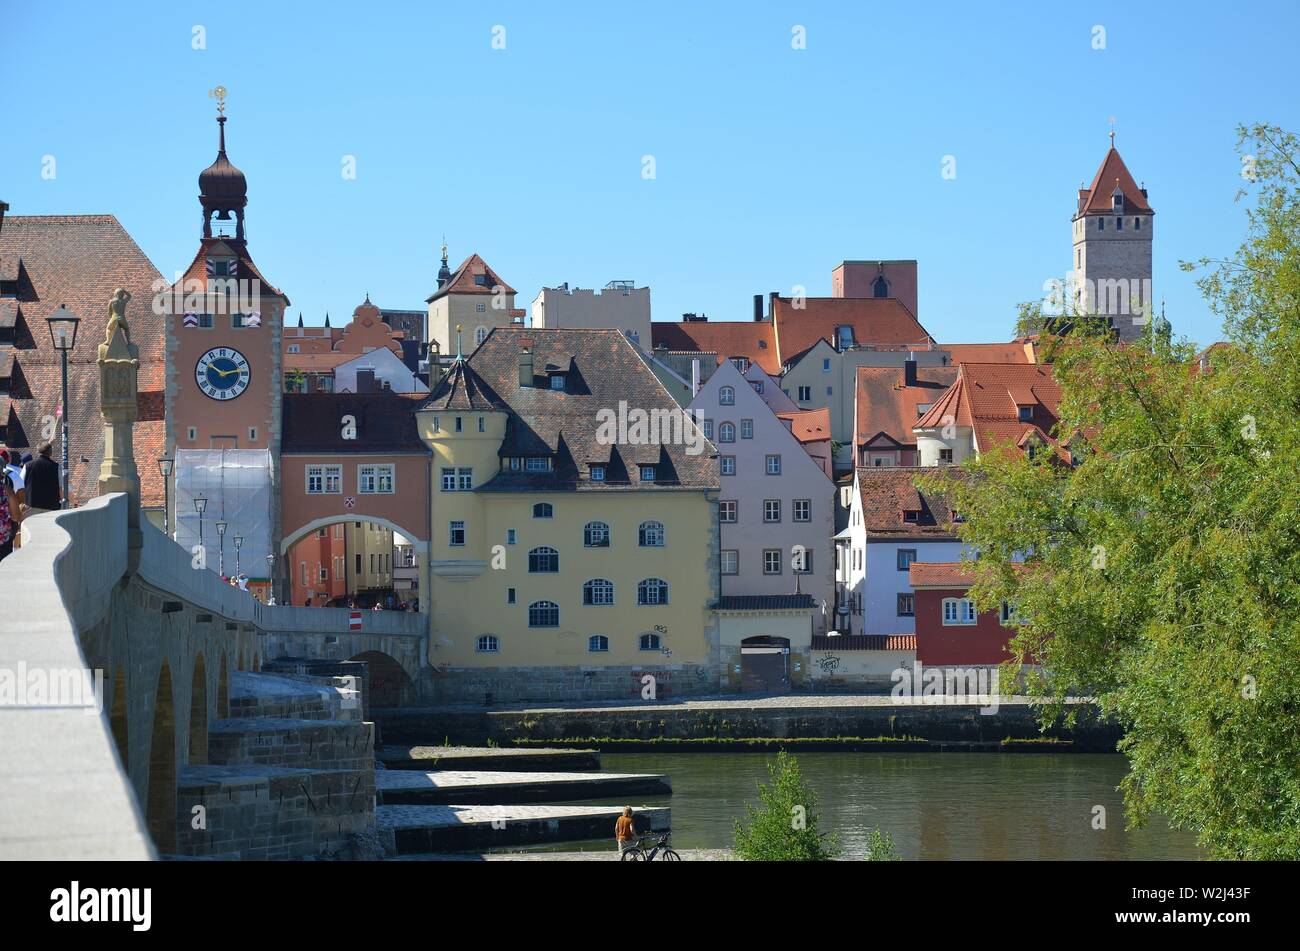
[209, 85, 227, 116]
[1108, 116, 1116, 147]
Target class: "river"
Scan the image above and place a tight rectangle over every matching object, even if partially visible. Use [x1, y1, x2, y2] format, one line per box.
[498, 751, 1202, 860]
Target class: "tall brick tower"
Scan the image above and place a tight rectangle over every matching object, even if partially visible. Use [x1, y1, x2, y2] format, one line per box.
[1071, 132, 1154, 342]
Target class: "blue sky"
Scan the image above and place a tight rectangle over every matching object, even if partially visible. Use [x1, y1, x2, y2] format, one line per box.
[3, 1, 1297, 348]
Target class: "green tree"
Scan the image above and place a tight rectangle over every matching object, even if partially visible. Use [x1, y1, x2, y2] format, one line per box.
[865, 826, 902, 861]
[925, 124, 1300, 859]
[733, 750, 839, 861]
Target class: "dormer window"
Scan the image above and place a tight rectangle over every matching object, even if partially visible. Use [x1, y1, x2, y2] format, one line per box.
[474, 274, 490, 287]
[525, 457, 551, 472]
[207, 258, 235, 278]
[640, 465, 656, 482]
[1112, 190, 1124, 212]
[549, 373, 565, 390]
[902, 510, 920, 523]
[1017, 405, 1033, 422]
[836, 326, 854, 351]
[731, 357, 750, 373]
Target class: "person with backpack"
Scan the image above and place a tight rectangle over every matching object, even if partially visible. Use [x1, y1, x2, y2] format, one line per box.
[21, 442, 61, 516]
[0, 451, 23, 563]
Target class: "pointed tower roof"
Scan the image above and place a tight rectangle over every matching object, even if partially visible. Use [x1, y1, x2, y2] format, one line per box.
[1077, 146, 1152, 216]
[420, 357, 507, 412]
[436, 237, 452, 288]
[425, 253, 515, 303]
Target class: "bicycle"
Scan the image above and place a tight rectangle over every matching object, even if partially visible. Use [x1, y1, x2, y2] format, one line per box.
[621, 831, 680, 861]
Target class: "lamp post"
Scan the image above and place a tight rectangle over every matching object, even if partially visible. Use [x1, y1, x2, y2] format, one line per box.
[216, 519, 228, 577]
[233, 534, 243, 575]
[266, 553, 276, 605]
[45, 306, 81, 508]
[194, 495, 207, 556]
[158, 458, 174, 536]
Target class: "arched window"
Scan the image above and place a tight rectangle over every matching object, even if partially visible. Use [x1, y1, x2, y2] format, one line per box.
[476, 635, 499, 653]
[638, 521, 664, 547]
[584, 521, 610, 547]
[719, 386, 735, 406]
[639, 632, 661, 651]
[588, 634, 610, 652]
[637, 578, 669, 605]
[533, 502, 553, 518]
[718, 422, 736, 443]
[872, 275, 889, 298]
[583, 579, 615, 605]
[474, 325, 488, 345]
[528, 547, 559, 573]
[528, 601, 559, 627]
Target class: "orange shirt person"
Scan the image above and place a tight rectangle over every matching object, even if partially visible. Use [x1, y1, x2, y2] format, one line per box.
[615, 807, 639, 853]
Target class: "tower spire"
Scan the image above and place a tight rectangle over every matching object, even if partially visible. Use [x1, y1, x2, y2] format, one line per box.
[1108, 116, 1116, 149]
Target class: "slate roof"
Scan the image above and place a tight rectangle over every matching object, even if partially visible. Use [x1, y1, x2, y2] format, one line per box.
[422, 359, 508, 412]
[0, 215, 167, 506]
[855, 365, 958, 450]
[914, 363, 1064, 457]
[425, 253, 515, 303]
[857, 466, 965, 539]
[1077, 147, 1153, 216]
[435, 328, 718, 492]
[281, 392, 427, 453]
[650, 321, 780, 375]
[715, 594, 815, 612]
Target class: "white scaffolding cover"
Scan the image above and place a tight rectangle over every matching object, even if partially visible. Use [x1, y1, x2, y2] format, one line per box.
[175, 449, 273, 580]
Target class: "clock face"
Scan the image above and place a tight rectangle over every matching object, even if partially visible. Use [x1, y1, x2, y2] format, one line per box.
[195, 347, 251, 401]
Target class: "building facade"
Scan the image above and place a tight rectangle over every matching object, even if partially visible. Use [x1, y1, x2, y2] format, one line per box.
[531, 281, 652, 348]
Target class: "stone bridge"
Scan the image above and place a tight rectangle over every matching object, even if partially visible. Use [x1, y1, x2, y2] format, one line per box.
[0, 494, 425, 859]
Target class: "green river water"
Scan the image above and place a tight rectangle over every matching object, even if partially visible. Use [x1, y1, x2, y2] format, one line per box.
[500, 751, 1202, 860]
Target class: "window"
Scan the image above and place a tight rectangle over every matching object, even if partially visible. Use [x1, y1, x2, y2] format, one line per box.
[474, 326, 488, 345]
[478, 417, 485, 432]
[702, 419, 714, 440]
[942, 598, 978, 625]
[506, 529, 516, 545]
[475, 302, 486, 313]
[939, 448, 954, 465]
[455, 417, 463, 432]
[525, 457, 551, 472]
[549, 374, 566, 390]
[1001, 602, 1017, 624]
[719, 500, 737, 523]
[718, 422, 736, 443]
[731, 357, 750, 373]
[639, 521, 665, 547]
[528, 601, 559, 627]
[836, 326, 853, 350]
[797, 386, 811, 402]
[719, 386, 735, 406]
[370, 553, 376, 573]
[795, 548, 813, 573]
[872, 275, 889, 298]
[763, 550, 782, 574]
[584, 521, 610, 547]
[1098, 218, 1105, 231]
[822, 358, 831, 373]
[1135, 217, 1142, 231]
[637, 578, 669, 606]
[639, 633, 661, 651]
[897, 549, 917, 571]
[765, 455, 781, 475]
[741, 419, 753, 439]
[752, 380, 764, 394]
[355, 554, 362, 575]
[299, 561, 307, 585]
[528, 547, 559, 573]
[590, 465, 605, 482]
[720, 550, 738, 574]
[902, 510, 920, 523]
[639, 465, 656, 482]
[449, 521, 466, 546]
[897, 594, 915, 617]
[1018, 405, 1033, 422]
[476, 635, 499, 653]
[197, 313, 214, 328]
[359, 464, 395, 493]
[588, 635, 609, 652]
[533, 502, 553, 518]
[583, 579, 615, 605]
[793, 499, 811, 522]
[507, 587, 516, 604]
[441, 467, 473, 491]
[720, 456, 736, 476]
[763, 500, 781, 523]
[306, 464, 342, 494]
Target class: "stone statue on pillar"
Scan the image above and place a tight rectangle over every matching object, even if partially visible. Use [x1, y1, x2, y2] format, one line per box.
[98, 288, 143, 557]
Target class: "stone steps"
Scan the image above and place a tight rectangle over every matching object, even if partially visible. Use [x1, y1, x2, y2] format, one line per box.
[375, 803, 670, 855]
[376, 769, 670, 805]
[376, 744, 600, 772]
[208, 717, 374, 771]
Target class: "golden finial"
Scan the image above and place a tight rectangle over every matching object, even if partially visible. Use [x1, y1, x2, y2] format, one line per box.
[209, 85, 228, 116]
[1108, 116, 1116, 148]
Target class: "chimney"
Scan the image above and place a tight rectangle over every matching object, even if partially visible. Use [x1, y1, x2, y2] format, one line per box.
[518, 346, 533, 387]
[769, 291, 779, 314]
[357, 369, 376, 393]
[904, 352, 917, 387]
[753, 294, 763, 322]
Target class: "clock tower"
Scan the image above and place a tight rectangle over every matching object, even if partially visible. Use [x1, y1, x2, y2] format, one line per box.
[164, 90, 287, 587]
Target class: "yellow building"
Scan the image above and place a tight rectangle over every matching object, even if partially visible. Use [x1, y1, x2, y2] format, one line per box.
[416, 328, 721, 701]
[345, 520, 394, 597]
[425, 247, 524, 357]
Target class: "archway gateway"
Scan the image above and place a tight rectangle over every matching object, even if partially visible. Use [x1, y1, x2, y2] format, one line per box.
[740, 635, 791, 694]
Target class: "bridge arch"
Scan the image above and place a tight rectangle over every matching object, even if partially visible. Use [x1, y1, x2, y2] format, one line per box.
[280, 515, 428, 556]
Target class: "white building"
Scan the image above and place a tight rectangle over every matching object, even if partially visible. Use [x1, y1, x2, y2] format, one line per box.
[530, 281, 651, 347]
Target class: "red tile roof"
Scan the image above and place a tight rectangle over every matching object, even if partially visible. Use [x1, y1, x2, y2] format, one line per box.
[811, 634, 916, 651]
[777, 407, 831, 444]
[426, 253, 515, 303]
[651, 321, 780, 374]
[941, 342, 1034, 365]
[173, 236, 287, 303]
[857, 466, 964, 539]
[908, 561, 974, 588]
[915, 363, 1063, 458]
[1077, 147, 1152, 216]
[0, 215, 168, 506]
[855, 365, 958, 450]
[772, 296, 933, 367]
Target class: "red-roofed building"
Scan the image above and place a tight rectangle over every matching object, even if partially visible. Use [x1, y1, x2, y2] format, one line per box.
[425, 244, 524, 357]
[909, 562, 1020, 666]
[853, 358, 958, 468]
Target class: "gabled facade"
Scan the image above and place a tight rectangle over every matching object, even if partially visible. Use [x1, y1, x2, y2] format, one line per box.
[425, 246, 523, 356]
[415, 328, 722, 702]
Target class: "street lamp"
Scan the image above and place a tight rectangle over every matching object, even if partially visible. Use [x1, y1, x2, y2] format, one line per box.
[215, 519, 228, 577]
[266, 553, 276, 605]
[194, 495, 207, 553]
[158, 458, 174, 536]
[233, 534, 243, 575]
[45, 306, 81, 508]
